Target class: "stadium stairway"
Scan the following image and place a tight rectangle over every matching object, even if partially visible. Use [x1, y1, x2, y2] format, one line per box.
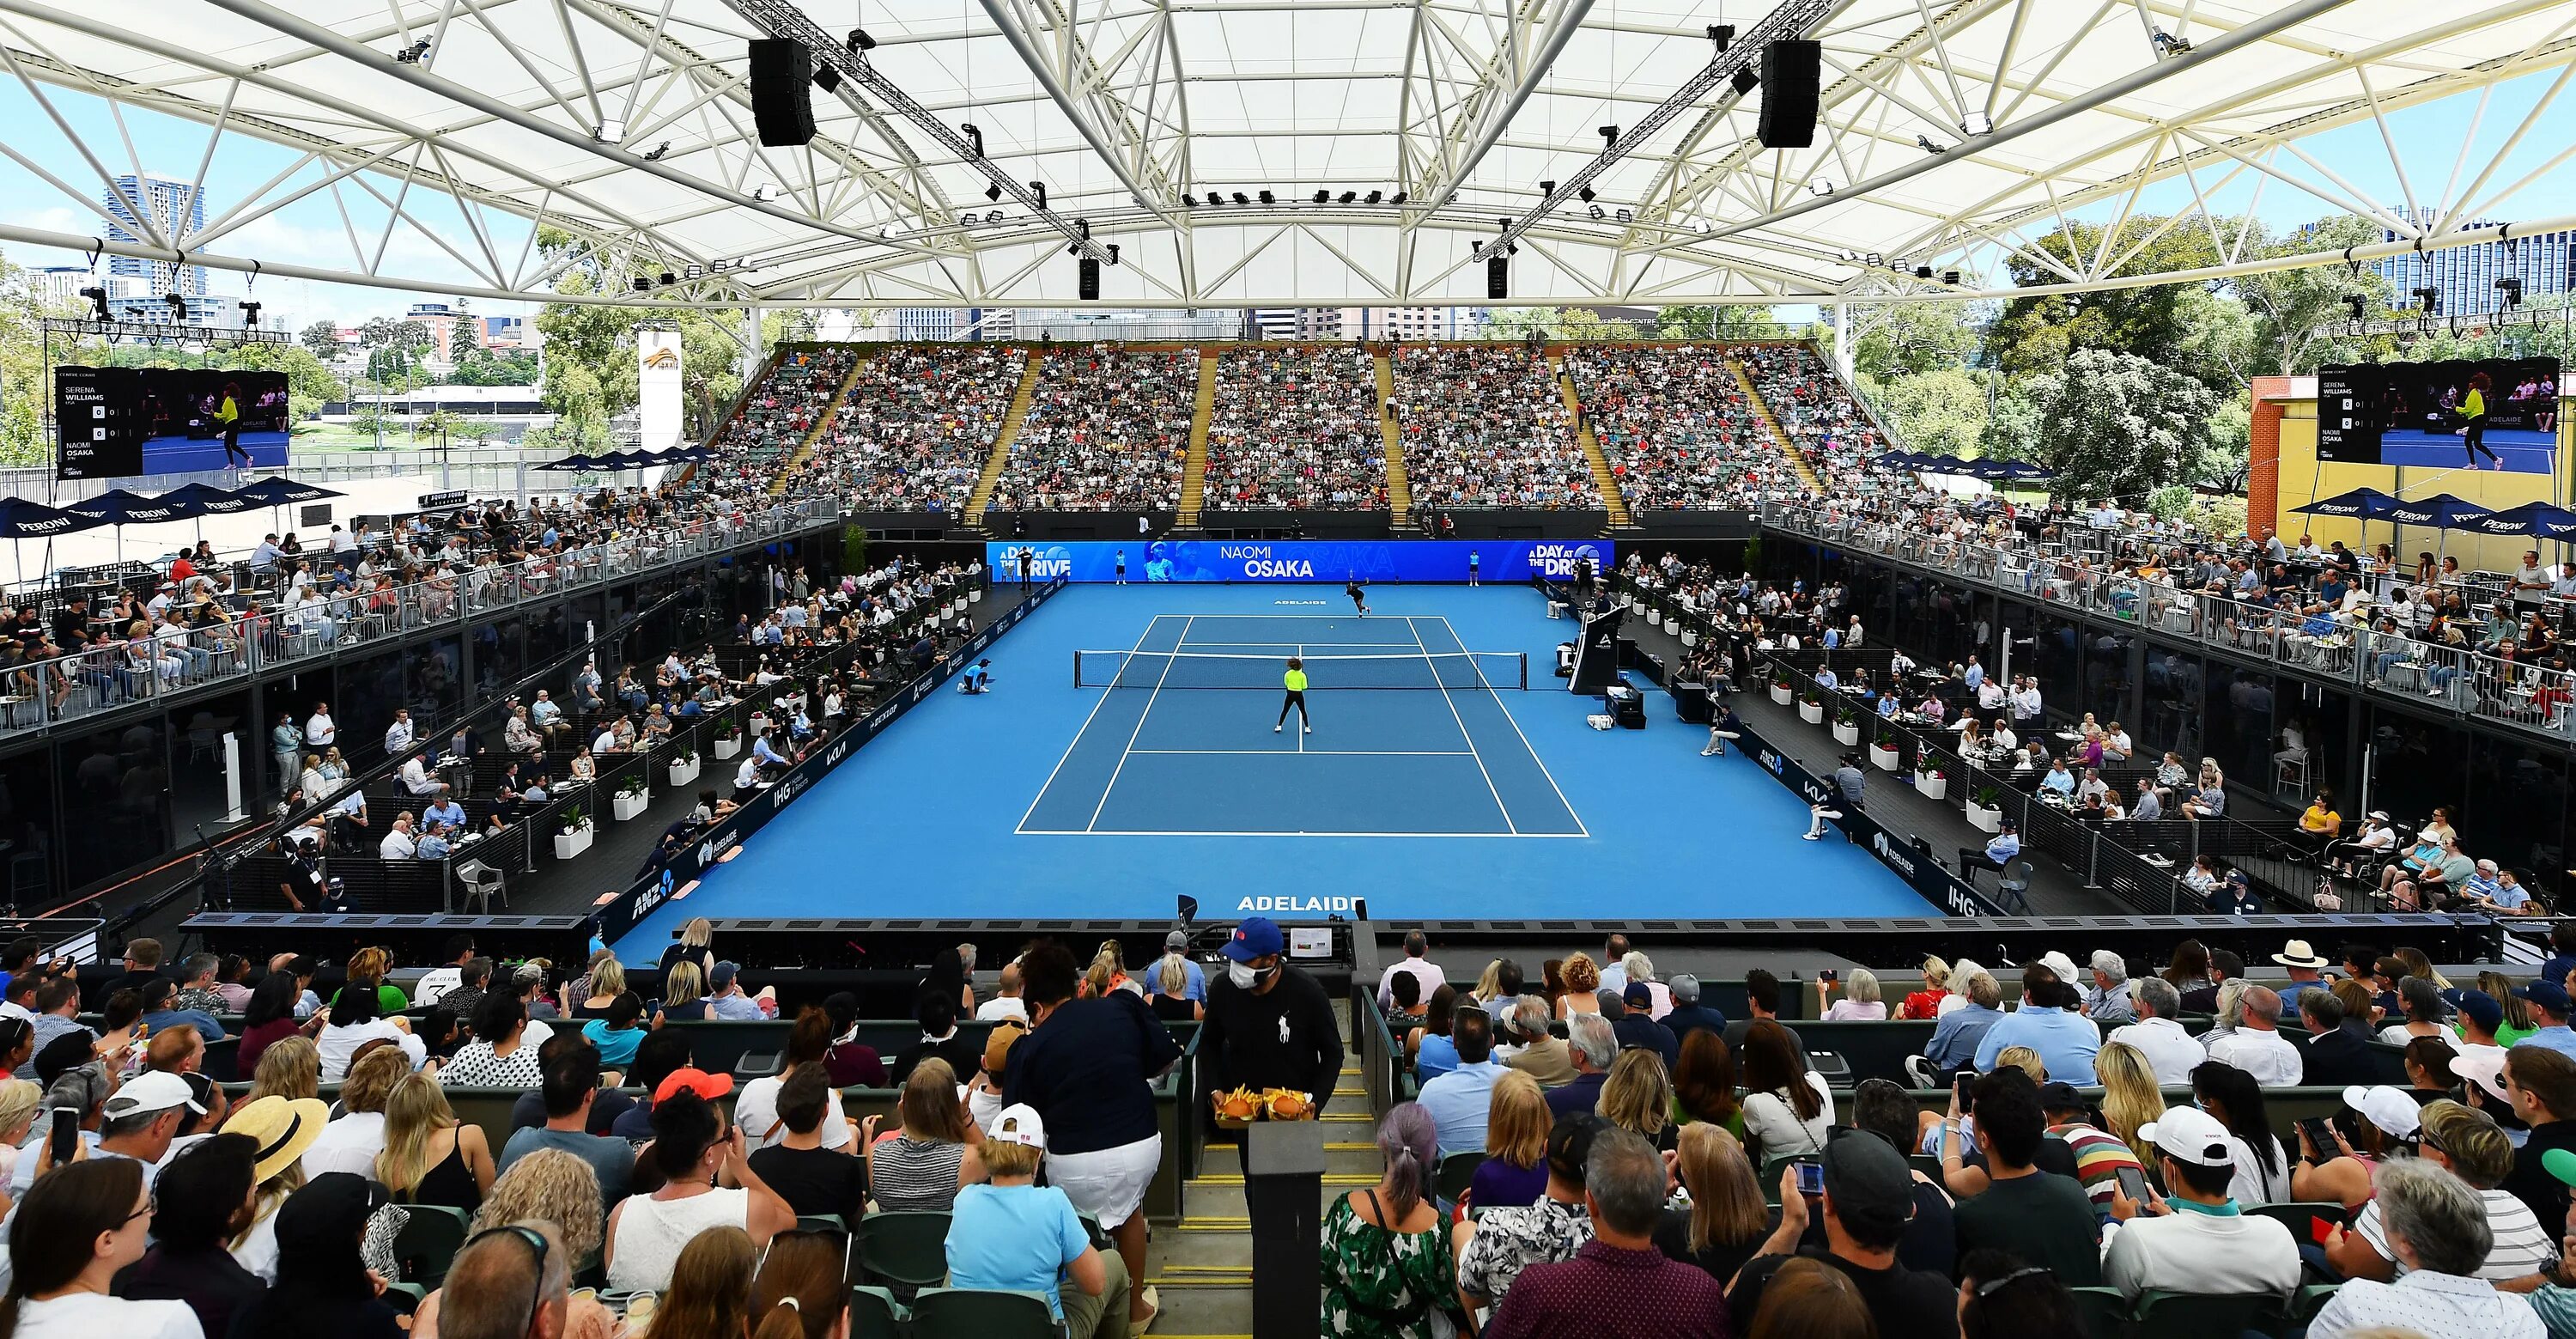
[1177, 350, 1219, 530]
[1550, 352, 1632, 530]
[1728, 355, 1826, 494]
[965, 348, 1043, 530]
[764, 350, 870, 496]
[1376, 350, 1410, 528]
[1150, 1005, 1375, 1335]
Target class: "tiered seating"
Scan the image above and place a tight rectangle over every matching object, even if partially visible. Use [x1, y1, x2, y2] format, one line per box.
[1738, 344, 1889, 486]
[802, 345, 1023, 515]
[702, 346, 856, 489]
[1563, 346, 1774, 510]
[1389, 345, 1595, 509]
[1202, 345, 1386, 511]
[987, 347, 1199, 512]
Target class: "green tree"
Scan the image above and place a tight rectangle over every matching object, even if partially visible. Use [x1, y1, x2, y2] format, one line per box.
[300, 320, 343, 362]
[2230, 214, 2392, 375]
[1655, 304, 1778, 338]
[1996, 348, 2221, 502]
[1849, 302, 1977, 380]
[1983, 218, 2224, 386]
[1864, 367, 1989, 459]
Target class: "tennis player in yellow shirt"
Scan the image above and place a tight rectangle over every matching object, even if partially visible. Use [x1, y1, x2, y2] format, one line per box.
[1275, 656, 1310, 733]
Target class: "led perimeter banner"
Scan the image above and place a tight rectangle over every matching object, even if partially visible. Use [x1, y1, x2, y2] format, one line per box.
[985, 539, 1614, 584]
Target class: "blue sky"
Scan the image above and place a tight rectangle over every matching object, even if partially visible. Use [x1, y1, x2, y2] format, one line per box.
[0, 60, 2567, 326]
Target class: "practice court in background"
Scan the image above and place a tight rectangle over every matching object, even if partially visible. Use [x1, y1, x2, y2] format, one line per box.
[1021, 613, 1583, 836]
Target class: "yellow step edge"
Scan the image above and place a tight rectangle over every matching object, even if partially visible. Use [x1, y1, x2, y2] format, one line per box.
[1549, 349, 1630, 525]
[1141, 1276, 1255, 1290]
[1330, 1086, 1366, 1097]
[1320, 1113, 1372, 1123]
[1177, 1219, 1253, 1232]
[1160, 1265, 1254, 1275]
[967, 347, 1043, 521]
[1202, 1141, 1377, 1152]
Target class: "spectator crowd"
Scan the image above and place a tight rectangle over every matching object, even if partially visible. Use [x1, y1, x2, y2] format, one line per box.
[1390, 346, 1598, 510]
[1202, 346, 1388, 511]
[989, 348, 1200, 512]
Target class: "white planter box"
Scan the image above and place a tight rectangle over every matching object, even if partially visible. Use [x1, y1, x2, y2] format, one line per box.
[611, 790, 649, 822]
[1771, 685, 1795, 706]
[1918, 776, 1949, 800]
[668, 758, 700, 787]
[1798, 701, 1825, 725]
[1964, 802, 2001, 833]
[1643, 609, 1661, 628]
[713, 737, 742, 760]
[1679, 629, 1698, 648]
[1832, 721, 1860, 746]
[969, 587, 984, 603]
[1869, 744, 1902, 771]
[553, 827, 594, 860]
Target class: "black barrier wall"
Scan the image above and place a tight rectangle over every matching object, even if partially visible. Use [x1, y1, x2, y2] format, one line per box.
[1727, 711, 2008, 917]
[597, 575, 1071, 942]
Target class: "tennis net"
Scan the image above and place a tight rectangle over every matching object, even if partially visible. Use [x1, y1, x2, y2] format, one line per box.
[1075, 648, 1528, 691]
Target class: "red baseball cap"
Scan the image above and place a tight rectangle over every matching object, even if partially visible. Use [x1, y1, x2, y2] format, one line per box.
[653, 1067, 735, 1104]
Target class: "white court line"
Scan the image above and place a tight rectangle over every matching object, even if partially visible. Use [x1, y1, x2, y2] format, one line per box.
[1125, 749, 1476, 756]
[1019, 828, 1581, 839]
[1016, 612, 1162, 834]
[1296, 641, 1303, 752]
[1429, 612, 1591, 837]
[1409, 615, 1516, 835]
[1084, 614, 1194, 832]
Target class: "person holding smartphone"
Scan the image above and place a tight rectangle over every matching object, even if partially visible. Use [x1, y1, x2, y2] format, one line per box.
[1948, 1071, 2104, 1286]
[2291, 1086, 2420, 1209]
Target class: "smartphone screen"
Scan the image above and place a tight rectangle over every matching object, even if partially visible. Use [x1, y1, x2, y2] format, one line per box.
[2114, 1166, 2150, 1206]
[1795, 1162, 1826, 1196]
[46, 1106, 76, 1165]
[1954, 1073, 1975, 1115]
[2300, 1117, 2336, 1160]
[1818, 969, 1838, 985]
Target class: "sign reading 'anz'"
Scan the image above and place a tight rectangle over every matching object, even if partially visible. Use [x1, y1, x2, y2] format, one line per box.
[986, 539, 1612, 584]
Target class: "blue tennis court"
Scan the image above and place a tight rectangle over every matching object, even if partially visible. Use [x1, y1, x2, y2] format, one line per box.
[1019, 614, 1582, 837]
[609, 581, 1929, 951]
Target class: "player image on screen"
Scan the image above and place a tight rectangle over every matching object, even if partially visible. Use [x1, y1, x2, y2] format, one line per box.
[1346, 578, 1370, 618]
[216, 380, 248, 467]
[1275, 655, 1310, 733]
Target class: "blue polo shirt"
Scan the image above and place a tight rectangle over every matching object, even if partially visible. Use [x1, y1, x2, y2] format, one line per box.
[2515, 1026, 2576, 1062]
[1973, 1005, 2099, 1084]
[1419, 1059, 1504, 1158]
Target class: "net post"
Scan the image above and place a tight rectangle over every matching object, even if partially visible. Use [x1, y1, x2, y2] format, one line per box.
[1517, 652, 1528, 691]
[1072, 648, 1079, 687]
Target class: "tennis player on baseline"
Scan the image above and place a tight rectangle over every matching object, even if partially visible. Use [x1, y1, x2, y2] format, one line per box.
[1276, 656, 1311, 734]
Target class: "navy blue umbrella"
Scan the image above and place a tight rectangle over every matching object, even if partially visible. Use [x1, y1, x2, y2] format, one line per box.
[2463, 502, 2576, 541]
[68, 488, 199, 563]
[229, 477, 345, 506]
[2289, 487, 2398, 519]
[2382, 492, 2493, 530]
[0, 498, 99, 589]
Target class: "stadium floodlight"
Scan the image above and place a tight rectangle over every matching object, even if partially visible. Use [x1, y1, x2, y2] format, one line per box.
[750, 184, 773, 202]
[2343, 295, 2367, 321]
[1599, 125, 1619, 145]
[1364, 190, 1382, 204]
[1916, 134, 1947, 155]
[1314, 190, 1330, 204]
[1807, 178, 1835, 197]
[2499, 277, 2525, 308]
[1182, 193, 1198, 207]
[2412, 285, 2439, 313]
[1616, 209, 1632, 222]
[78, 286, 108, 321]
[1539, 180, 1556, 197]
[631, 277, 653, 292]
[238, 301, 261, 327]
[848, 27, 878, 52]
[1029, 182, 1047, 209]
[986, 182, 1004, 202]
[1960, 112, 1993, 137]
[2150, 29, 2192, 55]
[962, 124, 984, 158]
[592, 119, 625, 143]
[394, 39, 430, 63]
[1588, 204, 1605, 220]
[1339, 191, 1357, 204]
[1233, 192, 1249, 205]
[1390, 192, 1407, 205]
[1706, 23, 1735, 50]
[1258, 190, 1274, 205]
[641, 142, 671, 161]
[163, 292, 188, 321]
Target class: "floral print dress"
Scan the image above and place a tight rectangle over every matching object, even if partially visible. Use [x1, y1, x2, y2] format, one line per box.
[1320, 1190, 1457, 1339]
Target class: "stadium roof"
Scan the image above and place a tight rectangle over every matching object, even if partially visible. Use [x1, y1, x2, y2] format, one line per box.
[0, 0, 2567, 308]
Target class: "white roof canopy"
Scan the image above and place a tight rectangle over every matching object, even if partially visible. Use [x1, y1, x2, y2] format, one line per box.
[0, 0, 2566, 307]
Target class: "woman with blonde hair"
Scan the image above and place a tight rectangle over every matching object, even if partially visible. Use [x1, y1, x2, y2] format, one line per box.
[574, 959, 627, 1018]
[467, 1147, 608, 1267]
[1084, 940, 1133, 998]
[1471, 959, 1505, 1007]
[1896, 958, 1951, 1020]
[2483, 969, 2537, 1043]
[1994, 1046, 2046, 1083]
[1556, 953, 1602, 1019]
[375, 1071, 495, 1211]
[1599, 1050, 1675, 1150]
[1151, 955, 1202, 1023]
[246, 1035, 321, 1105]
[1656, 1123, 1774, 1283]
[2093, 1041, 2166, 1168]
[0, 1079, 37, 1184]
[1818, 969, 1886, 1020]
[1467, 1072, 1551, 1210]
[659, 916, 718, 980]
[660, 959, 710, 1020]
[336, 945, 411, 1013]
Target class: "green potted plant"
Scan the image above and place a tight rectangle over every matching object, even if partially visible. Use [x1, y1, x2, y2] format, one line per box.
[1869, 724, 1903, 772]
[1964, 782, 2002, 831]
[1771, 669, 1795, 707]
[1914, 756, 1949, 800]
[1831, 700, 1862, 746]
[712, 719, 745, 760]
[552, 804, 593, 860]
[1797, 683, 1826, 726]
[611, 771, 651, 822]
[668, 741, 701, 787]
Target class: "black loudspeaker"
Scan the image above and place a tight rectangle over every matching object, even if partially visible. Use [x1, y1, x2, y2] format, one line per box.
[1486, 254, 1509, 300]
[1078, 258, 1101, 301]
[1758, 40, 1821, 148]
[749, 40, 817, 147]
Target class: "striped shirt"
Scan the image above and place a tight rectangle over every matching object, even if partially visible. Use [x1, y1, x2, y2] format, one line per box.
[2352, 1188, 2555, 1282]
[871, 1135, 967, 1212]
[2050, 1123, 2147, 1211]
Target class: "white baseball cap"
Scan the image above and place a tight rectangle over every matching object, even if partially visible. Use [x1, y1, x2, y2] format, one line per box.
[2342, 1086, 2421, 1141]
[987, 1104, 1047, 1150]
[101, 1070, 207, 1122]
[2136, 1105, 2235, 1167]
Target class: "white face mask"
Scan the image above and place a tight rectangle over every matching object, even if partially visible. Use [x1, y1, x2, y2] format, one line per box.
[1228, 961, 1260, 989]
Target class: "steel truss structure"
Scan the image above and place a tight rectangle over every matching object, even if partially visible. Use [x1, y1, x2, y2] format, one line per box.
[0, 0, 2567, 309]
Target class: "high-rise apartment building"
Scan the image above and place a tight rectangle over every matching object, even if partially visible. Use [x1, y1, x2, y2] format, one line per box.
[102, 173, 209, 318]
[2361, 207, 2576, 316]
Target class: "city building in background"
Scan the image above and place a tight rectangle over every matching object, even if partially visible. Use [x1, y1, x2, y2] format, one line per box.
[2362, 207, 2575, 315]
[102, 173, 209, 320]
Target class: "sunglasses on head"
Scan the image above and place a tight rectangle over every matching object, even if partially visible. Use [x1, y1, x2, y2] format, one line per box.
[465, 1225, 552, 1328]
